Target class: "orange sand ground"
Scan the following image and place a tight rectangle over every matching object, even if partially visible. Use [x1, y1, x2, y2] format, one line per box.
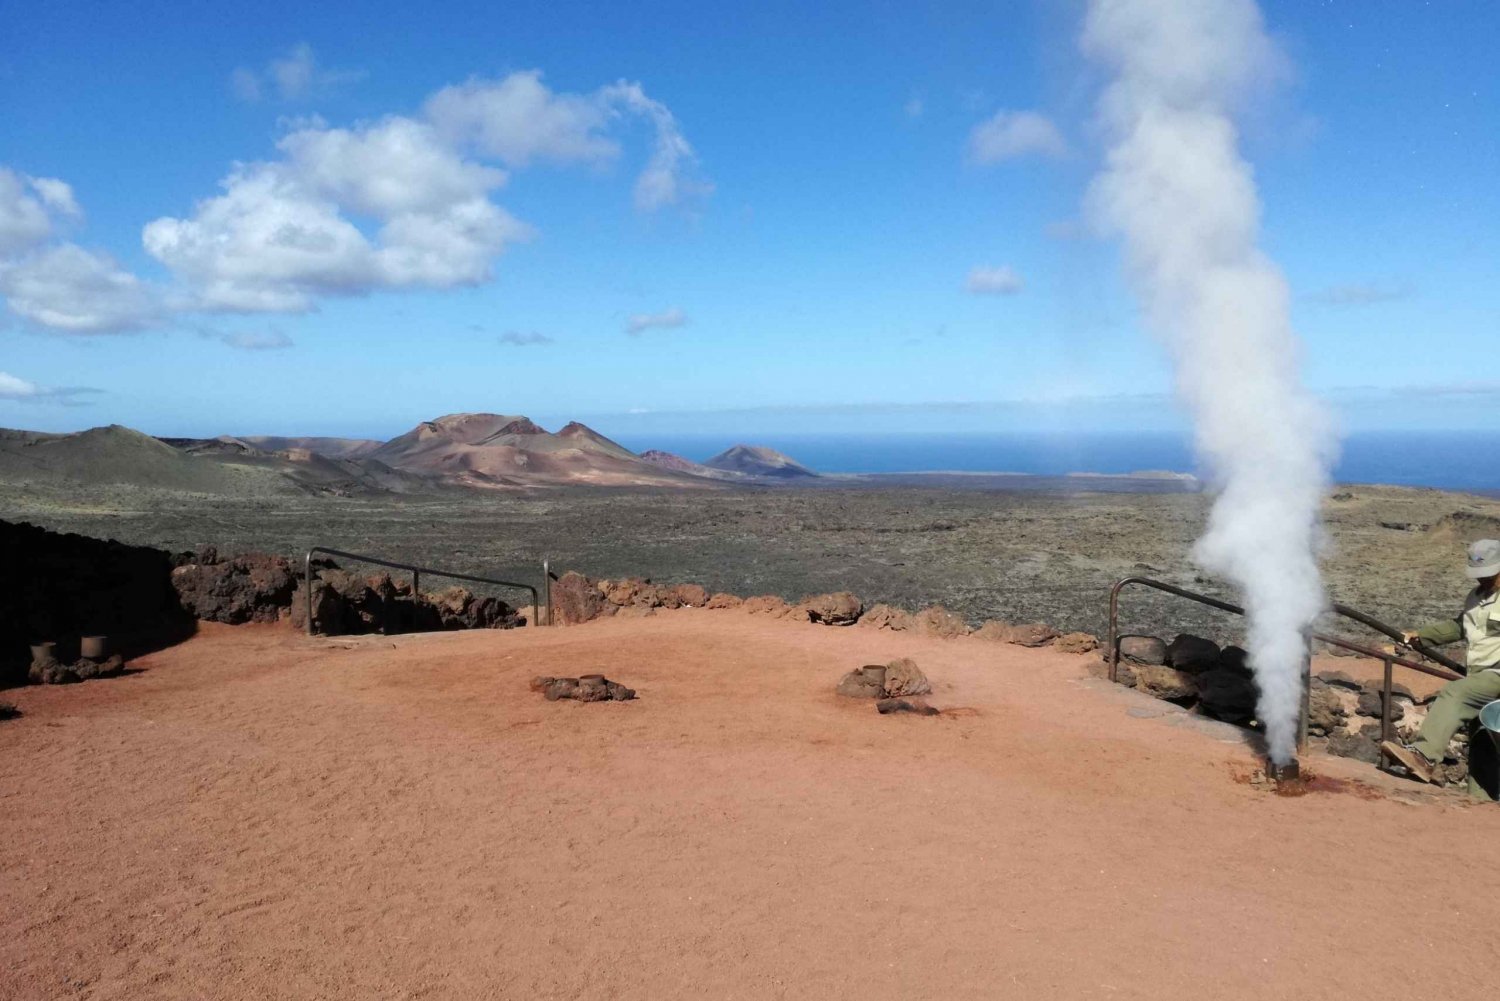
[2, 612, 1496, 1000]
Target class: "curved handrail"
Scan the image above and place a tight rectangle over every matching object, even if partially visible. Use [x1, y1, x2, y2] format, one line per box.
[304, 546, 539, 636]
[1107, 576, 1464, 751]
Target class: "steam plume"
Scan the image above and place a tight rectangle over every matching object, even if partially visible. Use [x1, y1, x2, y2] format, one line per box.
[1082, 0, 1336, 763]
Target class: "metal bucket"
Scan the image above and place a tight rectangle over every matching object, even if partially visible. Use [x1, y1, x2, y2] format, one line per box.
[1480, 700, 1500, 752]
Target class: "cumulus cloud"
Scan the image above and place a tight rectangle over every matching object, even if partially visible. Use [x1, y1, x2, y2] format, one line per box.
[427, 71, 708, 210]
[966, 110, 1068, 163]
[5, 70, 703, 333]
[0, 168, 80, 255]
[1307, 280, 1413, 306]
[0, 370, 101, 403]
[498, 330, 554, 346]
[965, 264, 1025, 295]
[232, 43, 363, 102]
[145, 70, 697, 314]
[626, 307, 687, 335]
[0, 244, 161, 332]
[143, 117, 531, 312]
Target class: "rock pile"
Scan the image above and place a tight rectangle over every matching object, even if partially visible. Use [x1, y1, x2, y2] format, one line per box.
[529, 674, 637, 702]
[291, 567, 524, 636]
[1103, 629, 1474, 785]
[170, 549, 297, 624]
[836, 658, 934, 702]
[28, 646, 128, 685]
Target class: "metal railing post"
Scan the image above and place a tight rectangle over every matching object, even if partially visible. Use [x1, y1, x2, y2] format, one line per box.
[1381, 656, 1395, 746]
[542, 559, 552, 627]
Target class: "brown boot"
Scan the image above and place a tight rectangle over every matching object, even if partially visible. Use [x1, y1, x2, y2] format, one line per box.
[1380, 741, 1437, 784]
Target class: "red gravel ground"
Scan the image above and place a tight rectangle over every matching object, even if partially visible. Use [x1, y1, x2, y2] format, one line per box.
[2, 612, 1495, 1000]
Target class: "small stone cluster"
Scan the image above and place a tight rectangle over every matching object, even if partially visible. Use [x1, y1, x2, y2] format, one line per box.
[28, 644, 128, 685]
[529, 674, 637, 702]
[836, 658, 939, 714]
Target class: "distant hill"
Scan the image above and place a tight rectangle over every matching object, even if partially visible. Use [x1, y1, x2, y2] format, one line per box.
[0, 425, 299, 496]
[0, 417, 822, 497]
[368, 413, 710, 489]
[239, 436, 384, 459]
[704, 444, 818, 479]
[638, 450, 748, 481]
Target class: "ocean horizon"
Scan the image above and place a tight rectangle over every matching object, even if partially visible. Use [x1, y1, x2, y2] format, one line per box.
[614, 430, 1500, 493]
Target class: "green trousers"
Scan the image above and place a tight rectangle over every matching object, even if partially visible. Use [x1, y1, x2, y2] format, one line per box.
[1413, 670, 1500, 801]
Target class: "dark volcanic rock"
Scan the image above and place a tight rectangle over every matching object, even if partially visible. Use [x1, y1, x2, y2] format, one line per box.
[1118, 635, 1167, 666]
[1356, 690, 1404, 722]
[1, 519, 193, 686]
[170, 554, 297, 624]
[1166, 634, 1220, 674]
[1327, 731, 1381, 764]
[551, 572, 610, 625]
[1217, 645, 1252, 677]
[1307, 686, 1346, 737]
[533, 674, 635, 703]
[1315, 670, 1361, 691]
[1196, 669, 1259, 724]
[802, 591, 863, 626]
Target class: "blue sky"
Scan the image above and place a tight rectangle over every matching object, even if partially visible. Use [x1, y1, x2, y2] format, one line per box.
[0, 0, 1495, 441]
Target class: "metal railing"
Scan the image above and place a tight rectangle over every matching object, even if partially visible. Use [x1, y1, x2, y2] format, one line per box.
[304, 547, 540, 636]
[1107, 576, 1464, 749]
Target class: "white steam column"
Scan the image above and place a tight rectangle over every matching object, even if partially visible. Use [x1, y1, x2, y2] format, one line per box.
[1082, 0, 1337, 765]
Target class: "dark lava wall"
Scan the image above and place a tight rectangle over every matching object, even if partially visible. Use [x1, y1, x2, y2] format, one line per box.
[0, 520, 192, 686]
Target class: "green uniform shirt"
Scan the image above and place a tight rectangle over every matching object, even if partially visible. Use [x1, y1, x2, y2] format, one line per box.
[1417, 585, 1500, 673]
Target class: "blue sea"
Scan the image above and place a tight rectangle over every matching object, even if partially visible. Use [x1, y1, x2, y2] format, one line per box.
[615, 431, 1500, 493]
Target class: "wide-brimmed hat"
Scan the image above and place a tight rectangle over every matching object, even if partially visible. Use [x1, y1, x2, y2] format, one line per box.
[1466, 539, 1500, 580]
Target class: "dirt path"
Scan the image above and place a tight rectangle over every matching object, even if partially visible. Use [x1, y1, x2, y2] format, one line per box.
[2, 613, 1494, 1000]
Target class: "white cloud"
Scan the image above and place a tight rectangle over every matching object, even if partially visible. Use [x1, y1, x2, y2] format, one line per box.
[904, 96, 924, 119]
[428, 71, 708, 211]
[0, 244, 161, 332]
[966, 110, 1068, 163]
[425, 71, 618, 167]
[0, 371, 42, 398]
[142, 121, 532, 312]
[219, 329, 293, 350]
[6, 70, 703, 333]
[0, 168, 79, 255]
[965, 265, 1025, 295]
[626, 307, 687, 335]
[232, 43, 363, 103]
[0, 370, 100, 402]
[498, 330, 554, 346]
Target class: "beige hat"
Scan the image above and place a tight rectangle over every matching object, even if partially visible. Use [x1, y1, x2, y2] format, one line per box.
[1466, 539, 1500, 580]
